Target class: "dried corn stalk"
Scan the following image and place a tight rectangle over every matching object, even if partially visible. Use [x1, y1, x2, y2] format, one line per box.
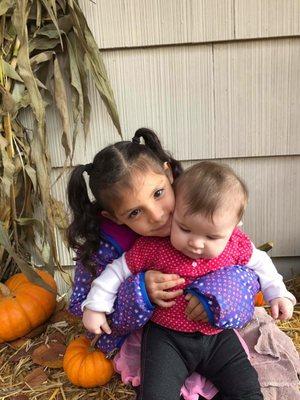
[0, 0, 121, 283]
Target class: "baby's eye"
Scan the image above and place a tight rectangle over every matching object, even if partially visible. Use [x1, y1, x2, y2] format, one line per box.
[128, 209, 141, 219]
[180, 226, 190, 233]
[207, 236, 218, 240]
[154, 188, 164, 199]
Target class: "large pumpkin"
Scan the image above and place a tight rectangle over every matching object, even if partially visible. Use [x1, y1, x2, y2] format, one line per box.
[0, 270, 57, 342]
[63, 336, 114, 387]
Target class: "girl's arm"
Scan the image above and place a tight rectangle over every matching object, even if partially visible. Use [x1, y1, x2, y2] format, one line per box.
[68, 240, 120, 316]
[81, 253, 132, 313]
[246, 245, 296, 304]
[68, 260, 95, 317]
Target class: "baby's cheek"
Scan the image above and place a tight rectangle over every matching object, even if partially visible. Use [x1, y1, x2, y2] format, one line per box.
[209, 243, 226, 258]
[170, 228, 180, 248]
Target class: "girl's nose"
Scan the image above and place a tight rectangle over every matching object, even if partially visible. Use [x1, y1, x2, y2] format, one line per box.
[148, 207, 164, 223]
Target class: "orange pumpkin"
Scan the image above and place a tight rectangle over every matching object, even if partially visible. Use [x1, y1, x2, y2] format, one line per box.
[254, 291, 265, 306]
[0, 270, 57, 342]
[63, 336, 114, 387]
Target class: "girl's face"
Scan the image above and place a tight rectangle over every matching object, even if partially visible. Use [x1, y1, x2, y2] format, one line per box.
[170, 194, 238, 259]
[104, 165, 175, 237]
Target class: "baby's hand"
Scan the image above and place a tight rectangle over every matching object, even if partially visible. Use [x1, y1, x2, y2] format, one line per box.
[145, 270, 185, 308]
[185, 294, 208, 322]
[82, 308, 112, 335]
[269, 297, 294, 320]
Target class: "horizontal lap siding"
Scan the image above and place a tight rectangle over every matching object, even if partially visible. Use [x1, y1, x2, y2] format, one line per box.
[79, 0, 234, 48]
[79, 0, 300, 48]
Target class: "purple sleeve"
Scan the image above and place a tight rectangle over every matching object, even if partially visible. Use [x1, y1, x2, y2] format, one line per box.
[91, 272, 154, 354]
[68, 260, 95, 317]
[186, 265, 260, 329]
[68, 240, 155, 354]
[68, 241, 119, 317]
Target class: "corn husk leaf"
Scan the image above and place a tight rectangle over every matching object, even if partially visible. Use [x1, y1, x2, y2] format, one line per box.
[1, 0, 121, 282]
[53, 56, 71, 159]
[0, 0, 14, 16]
[69, 1, 121, 135]
[2, 59, 23, 82]
[0, 223, 55, 293]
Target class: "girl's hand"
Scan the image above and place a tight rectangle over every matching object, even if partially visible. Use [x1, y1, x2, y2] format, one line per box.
[145, 270, 185, 308]
[185, 294, 209, 322]
[269, 297, 294, 320]
[82, 308, 111, 335]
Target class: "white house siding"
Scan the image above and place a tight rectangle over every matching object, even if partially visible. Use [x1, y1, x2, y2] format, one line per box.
[48, 1, 299, 291]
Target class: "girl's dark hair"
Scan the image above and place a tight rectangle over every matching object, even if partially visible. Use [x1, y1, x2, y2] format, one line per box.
[67, 127, 182, 274]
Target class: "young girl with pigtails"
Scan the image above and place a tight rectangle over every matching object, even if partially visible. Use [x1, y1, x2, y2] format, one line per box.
[67, 128, 295, 400]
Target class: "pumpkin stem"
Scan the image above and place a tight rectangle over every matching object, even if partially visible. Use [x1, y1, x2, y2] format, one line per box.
[90, 334, 101, 349]
[0, 283, 11, 297]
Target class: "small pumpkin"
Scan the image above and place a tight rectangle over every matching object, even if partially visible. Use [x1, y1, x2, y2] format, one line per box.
[254, 291, 265, 307]
[0, 270, 57, 343]
[63, 336, 114, 387]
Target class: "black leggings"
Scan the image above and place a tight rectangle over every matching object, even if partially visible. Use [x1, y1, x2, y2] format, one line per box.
[139, 322, 263, 400]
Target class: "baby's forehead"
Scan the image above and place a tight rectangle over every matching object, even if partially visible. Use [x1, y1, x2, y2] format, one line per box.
[174, 192, 240, 222]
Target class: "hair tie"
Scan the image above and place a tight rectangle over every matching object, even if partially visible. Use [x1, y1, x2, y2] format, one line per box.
[132, 136, 140, 145]
[85, 163, 93, 175]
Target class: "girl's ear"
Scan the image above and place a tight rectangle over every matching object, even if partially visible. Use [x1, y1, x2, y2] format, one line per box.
[163, 162, 174, 184]
[101, 210, 123, 225]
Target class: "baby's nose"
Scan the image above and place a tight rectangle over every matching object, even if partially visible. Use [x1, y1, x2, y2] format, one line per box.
[189, 237, 205, 249]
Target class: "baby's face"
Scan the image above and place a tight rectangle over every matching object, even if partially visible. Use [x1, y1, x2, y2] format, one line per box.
[170, 196, 238, 259]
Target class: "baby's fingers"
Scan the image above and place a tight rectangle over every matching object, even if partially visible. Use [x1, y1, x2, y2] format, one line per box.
[270, 303, 279, 320]
[157, 278, 185, 291]
[155, 299, 176, 308]
[277, 305, 294, 320]
[161, 289, 183, 300]
[88, 325, 102, 335]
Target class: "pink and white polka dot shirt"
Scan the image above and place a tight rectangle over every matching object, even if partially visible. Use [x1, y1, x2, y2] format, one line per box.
[125, 228, 252, 335]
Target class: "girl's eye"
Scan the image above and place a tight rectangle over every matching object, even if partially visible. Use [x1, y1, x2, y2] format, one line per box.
[154, 188, 164, 199]
[128, 209, 141, 219]
[207, 236, 217, 240]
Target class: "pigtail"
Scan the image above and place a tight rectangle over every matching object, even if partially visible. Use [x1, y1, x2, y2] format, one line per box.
[133, 128, 183, 179]
[67, 164, 100, 274]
